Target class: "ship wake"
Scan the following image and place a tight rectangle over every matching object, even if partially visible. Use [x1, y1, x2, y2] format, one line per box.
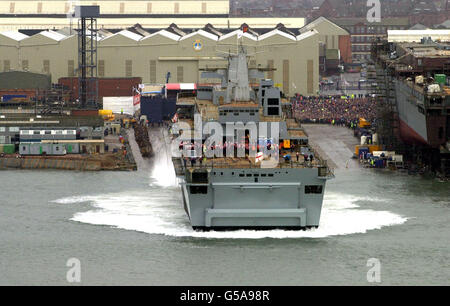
[53, 191, 408, 239]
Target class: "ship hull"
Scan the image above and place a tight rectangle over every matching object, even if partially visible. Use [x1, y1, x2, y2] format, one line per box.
[396, 81, 429, 146]
[398, 118, 428, 145]
[180, 167, 327, 230]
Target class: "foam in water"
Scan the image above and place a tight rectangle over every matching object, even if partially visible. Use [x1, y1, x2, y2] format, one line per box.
[53, 190, 408, 239]
[148, 128, 178, 188]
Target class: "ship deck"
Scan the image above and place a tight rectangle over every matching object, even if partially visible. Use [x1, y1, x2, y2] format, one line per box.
[176, 155, 322, 170]
[174, 146, 325, 169]
[404, 80, 450, 98]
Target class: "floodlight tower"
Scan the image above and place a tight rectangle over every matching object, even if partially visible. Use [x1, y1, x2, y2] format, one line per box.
[74, 5, 99, 108]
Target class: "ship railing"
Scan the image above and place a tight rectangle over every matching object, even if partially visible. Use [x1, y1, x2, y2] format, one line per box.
[307, 144, 335, 178]
[180, 158, 325, 170]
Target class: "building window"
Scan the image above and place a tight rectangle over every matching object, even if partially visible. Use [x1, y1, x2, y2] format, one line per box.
[22, 60, 29, 71]
[267, 60, 274, 80]
[3, 60, 10, 72]
[120, 2, 125, 13]
[177, 66, 184, 82]
[283, 59, 289, 94]
[9, 2, 15, 14]
[150, 60, 157, 83]
[125, 60, 132, 77]
[202, 2, 207, 13]
[37, 2, 43, 13]
[147, 3, 152, 13]
[174, 2, 180, 14]
[98, 60, 105, 77]
[307, 60, 313, 94]
[0, 127, 5, 132]
[68, 60, 75, 77]
[9, 127, 19, 132]
[43, 60, 50, 74]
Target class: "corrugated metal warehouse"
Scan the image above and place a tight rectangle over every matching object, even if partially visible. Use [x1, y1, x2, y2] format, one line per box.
[0, 13, 350, 96]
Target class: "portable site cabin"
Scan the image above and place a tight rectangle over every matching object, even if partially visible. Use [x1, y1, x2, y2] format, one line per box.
[19, 143, 66, 156]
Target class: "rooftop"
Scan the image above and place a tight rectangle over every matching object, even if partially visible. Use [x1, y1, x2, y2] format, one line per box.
[0, 21, 317, 43]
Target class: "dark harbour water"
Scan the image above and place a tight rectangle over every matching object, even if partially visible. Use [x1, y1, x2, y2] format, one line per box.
[0, 162, 448, 286]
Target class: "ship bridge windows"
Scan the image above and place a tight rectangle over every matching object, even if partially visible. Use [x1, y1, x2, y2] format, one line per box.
[305, 185, 323, 194]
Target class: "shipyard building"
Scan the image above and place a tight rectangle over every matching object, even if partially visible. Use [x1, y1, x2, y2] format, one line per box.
[0, 17, 352, 96]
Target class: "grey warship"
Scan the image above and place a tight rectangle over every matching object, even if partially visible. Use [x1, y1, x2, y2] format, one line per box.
[170, 45, 334, 231]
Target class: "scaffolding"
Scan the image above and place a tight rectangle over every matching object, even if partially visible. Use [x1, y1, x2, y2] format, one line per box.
[76, 6, 99, 108]
[369, 40, 405, 154]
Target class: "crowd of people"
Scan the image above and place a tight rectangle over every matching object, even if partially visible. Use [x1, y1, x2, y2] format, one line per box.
[291, 94, 377, 127]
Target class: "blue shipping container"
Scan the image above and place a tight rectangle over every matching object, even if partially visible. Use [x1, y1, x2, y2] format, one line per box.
[141, 96, 176, 123]
[1, 94, 27, 102]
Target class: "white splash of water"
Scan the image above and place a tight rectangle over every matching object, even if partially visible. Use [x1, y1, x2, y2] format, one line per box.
[148, 128, 178, 188]
[53, 190, 408, 239]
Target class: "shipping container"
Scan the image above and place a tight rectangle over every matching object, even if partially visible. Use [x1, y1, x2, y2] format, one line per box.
[65, 143, 80, 154]
[368, 145, 383, 154]
[0, 89, 36, 100]
[141, 95, 176, 123]
[0, 144, 15, 154]
[58, 77, 142, 101]
[355, 145, 369, 156]
[71, 110, 99, 116]
[1, 94, 27, 102]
